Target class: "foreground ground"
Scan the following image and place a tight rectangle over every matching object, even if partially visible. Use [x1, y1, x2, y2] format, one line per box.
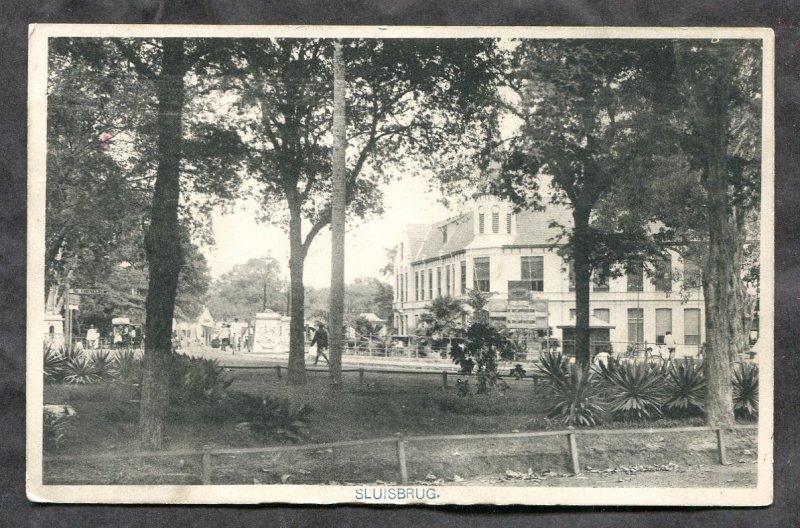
[43, 368, 758, 486]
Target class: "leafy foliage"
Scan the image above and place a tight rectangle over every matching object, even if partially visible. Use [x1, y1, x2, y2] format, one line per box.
[169, 354, 234, 404]
[597, 358, 666, 422]
[455, 378, 471, 398]
[535, 351, 605, 426]
[449, 321, 517, 392]
[44, 345, 65, 384]
[43, 411, 72, 451]
[89, 350, 114, 380]
[663, 359, 706, 417]
[732, 362, 759, 419]
[112, 349, 142, 384]
[419, 295, 466, 338]
[63, 355, 101, 385]
[233, 392, 313, 442]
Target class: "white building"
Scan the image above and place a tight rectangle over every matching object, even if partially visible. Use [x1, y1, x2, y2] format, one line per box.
[391, 194, 705, 358]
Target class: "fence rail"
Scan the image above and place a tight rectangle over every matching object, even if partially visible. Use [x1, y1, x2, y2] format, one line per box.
[44, 424, 757, 485]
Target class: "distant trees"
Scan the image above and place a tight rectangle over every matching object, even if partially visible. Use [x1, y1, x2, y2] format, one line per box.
[205, 257, 287, 321]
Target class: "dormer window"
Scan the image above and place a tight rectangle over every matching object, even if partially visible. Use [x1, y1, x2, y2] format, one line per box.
[491, 206, 500, 233]
[442, 225, 448, 244]
[478, 207, 485, 234]
[506, 212, 512, 234]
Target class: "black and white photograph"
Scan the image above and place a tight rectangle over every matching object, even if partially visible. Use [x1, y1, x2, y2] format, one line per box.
[26, 25, 773, 505]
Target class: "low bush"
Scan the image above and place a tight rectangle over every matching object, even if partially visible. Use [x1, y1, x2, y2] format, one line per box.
[732, 362, 759, 419]
[597, 358, 666, 422]
[43, 410, 72, 451]
[44, 346, 65, 384]
[113, 349, 142, 384]
[89, 350, 114, 380]
[663, 359, 706, 418]
[169, 354, 234, 404]
[536, 351, 605, 426]
[509, 364, 527, 380]
[455, 378, 471, 398]
[231, 392, 313, 442]
[63, 355, 101, 385]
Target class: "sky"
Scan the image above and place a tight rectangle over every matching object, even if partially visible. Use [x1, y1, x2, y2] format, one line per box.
[202, 170, 460, 288]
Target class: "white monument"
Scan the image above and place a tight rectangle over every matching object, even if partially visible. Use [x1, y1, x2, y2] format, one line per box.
[252, 310, 287, 354]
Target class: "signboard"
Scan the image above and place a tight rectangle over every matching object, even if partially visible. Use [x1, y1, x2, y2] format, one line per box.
[506, 297, 549, 330]
[71, 288, 109, 295]
[507, 281, 531, 301]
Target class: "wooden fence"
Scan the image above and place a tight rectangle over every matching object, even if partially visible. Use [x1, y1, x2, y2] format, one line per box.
[44, 424, 757, 485]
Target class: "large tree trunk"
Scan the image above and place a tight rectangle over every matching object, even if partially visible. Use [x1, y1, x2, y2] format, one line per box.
[286, 198, 308, 385]
[572, 207, 592, 367]
[702, 54, 741, 429]
[328, 40, 347, 389]
[140, 38, 186, 449]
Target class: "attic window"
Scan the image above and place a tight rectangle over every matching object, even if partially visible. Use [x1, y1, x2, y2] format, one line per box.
[491, 206, 500, 233]
[478, 207, 485, 234]
[506, 213, 512, 234]
[442, 225, 448, 244]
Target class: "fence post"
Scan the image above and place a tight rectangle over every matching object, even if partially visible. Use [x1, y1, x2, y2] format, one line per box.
[567, 432, 580, 475]
[442, 370, 448, 388]
[275, 365, 282, 380]
[202, 445, 212, 485]
[396, 434, 409, 484]
[716, 428, 729, 465]
[359, 368, 365, 384]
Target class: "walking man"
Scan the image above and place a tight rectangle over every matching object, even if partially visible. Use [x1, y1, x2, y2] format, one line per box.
[310, 322, 329, 365]
[664, 331, 677, 362]
[86, 325, 99, 350]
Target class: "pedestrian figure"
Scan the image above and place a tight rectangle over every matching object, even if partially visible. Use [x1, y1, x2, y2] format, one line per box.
[86, 325, 99, 350]
[310, 322, 329, 365]
[220, 324, 232, 353]
[664, 331, 677, 361]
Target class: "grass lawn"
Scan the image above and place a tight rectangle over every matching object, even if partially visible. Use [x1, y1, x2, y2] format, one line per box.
[43, 368, 758, 486]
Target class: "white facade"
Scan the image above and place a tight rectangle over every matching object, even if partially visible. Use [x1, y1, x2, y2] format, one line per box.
[392, 194, 705, 358]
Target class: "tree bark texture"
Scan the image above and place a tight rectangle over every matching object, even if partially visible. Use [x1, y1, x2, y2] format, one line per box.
[328, 40, 347, 389]
[572, 207, 593, 367]
[702, 54, 743, 428]
[139, 39, 186, 449]
[286, 198, 308, 385]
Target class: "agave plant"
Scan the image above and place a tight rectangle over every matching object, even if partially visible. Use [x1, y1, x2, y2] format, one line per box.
[89, 350, 114, 380]
[113, 349, 142, 383]
[63, 355, 101, 385]
[170, 354, 234, 404]
[663, 358, 706, 417]
[535, 350, 570, 389]
[541, 362, 605, 427]
[597, 358, 666, 422]
[732, 362, 759, 419]
[44, 345, 65, 384]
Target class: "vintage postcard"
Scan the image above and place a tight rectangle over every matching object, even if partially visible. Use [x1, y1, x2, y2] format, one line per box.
[27, 24, 774, 505]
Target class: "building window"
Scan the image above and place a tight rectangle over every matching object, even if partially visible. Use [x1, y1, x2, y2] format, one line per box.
[460, 260, 467, 294]
[628, 308, 644, 344]
[428, 269, 433, 299]
[593, 264, 610, 292]
[627, 260, 644, 292]
[420, 270, 425, 300]
[442, 225, 448, 244]
[569, 308, 576, 320]
[506, 212, 512, 234]
[437, 267, 442, 298]
[478, 207, 485, 234]
[654, 255, 672, 292]
[568, 261, 575, 291]
[521, 256, 544, 291]
[655, 308, 672, 345]
[396, 274, 399, 301]
[399, 274, 404, 303]
[683, 256, 702, 289]
[415, 272, 419, 301]
[405, 272, 409, 303]
[446, 265, 452, 295]
[491, 205, 500, 233]
[684, 308, 701, 345]
[473, 257, 490, 292]
[593, 308, 610, 323]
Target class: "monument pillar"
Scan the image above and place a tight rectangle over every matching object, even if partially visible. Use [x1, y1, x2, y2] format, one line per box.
[251, 310, 287, 354]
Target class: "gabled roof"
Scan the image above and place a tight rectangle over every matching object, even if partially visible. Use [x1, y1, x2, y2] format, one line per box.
[407, 205, 574, 264]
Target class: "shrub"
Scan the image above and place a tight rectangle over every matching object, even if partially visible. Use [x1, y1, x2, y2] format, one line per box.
[43, 411, 71, 451]
[232, 392, 313, 442]
[450, 321, 518, 387]
[509, 364, 527, 380]
[597, 358, 666, 422]
[63, 355, 101, 385]
[458, 358, 475, 375]
[455, 378, 471, 398]
[536, 352, 605, 426]
[89, 350, 114, 380]
[44, 346, 65, 384]
[663, 359, 706, 417]
[169, 354, 234, 404]
[113, 349, 142, 384]
[732, 362, 758, 419]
